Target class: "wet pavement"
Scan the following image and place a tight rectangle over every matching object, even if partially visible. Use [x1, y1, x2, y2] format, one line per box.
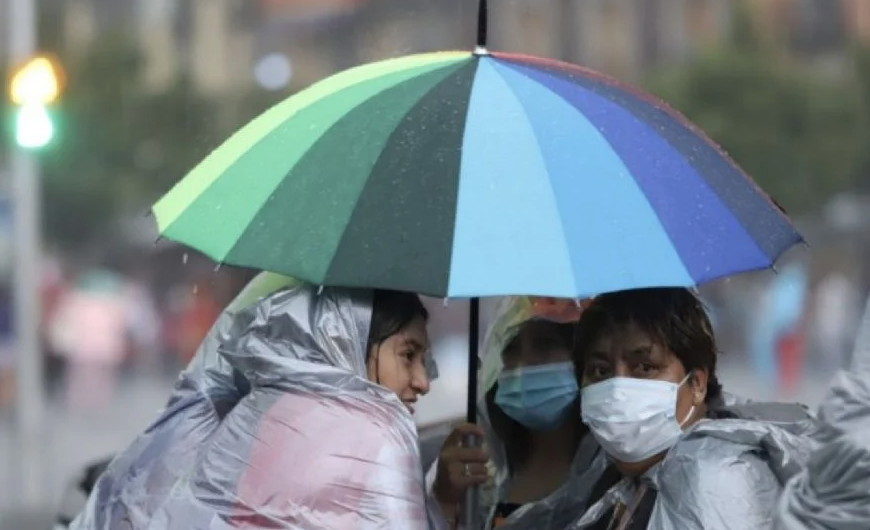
[0, 373, 175, 529]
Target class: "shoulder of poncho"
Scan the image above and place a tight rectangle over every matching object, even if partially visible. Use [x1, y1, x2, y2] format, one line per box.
[269, 391, 415, 442]
[660, 425, 771, 484]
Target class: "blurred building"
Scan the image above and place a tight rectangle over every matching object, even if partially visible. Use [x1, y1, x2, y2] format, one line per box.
[135, 0, 259, 96]
[45, 0, 870, 90]
[56, 0, 258, 95]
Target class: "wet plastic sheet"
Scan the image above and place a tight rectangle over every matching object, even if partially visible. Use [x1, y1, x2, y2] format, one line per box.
[775, 294, 870, 529]
[71, 274, 430, 530]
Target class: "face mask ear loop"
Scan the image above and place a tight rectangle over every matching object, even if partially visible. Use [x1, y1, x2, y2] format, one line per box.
[678, 370, 696, 427]
[678, 405, 696, 428]
[679, 371, 694, 388]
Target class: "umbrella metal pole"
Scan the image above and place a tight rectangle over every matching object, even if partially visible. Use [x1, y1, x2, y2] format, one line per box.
[476, 0, 488, 48]
[463, 297, 481, 528]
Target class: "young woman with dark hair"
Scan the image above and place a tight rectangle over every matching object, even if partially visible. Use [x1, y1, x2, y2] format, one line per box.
[364, 289, 432, 411]
[428, 297, 604, 530]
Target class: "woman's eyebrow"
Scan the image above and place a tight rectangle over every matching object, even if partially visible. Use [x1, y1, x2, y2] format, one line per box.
[403, 338, 426, 351]
[585, 351, 610, 362]
[624, 345, 653, 361]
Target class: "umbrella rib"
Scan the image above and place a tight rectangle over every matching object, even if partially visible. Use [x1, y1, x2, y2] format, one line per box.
[323, 61, 479, 292]
[215, 62, 471, 270]
[154, 54, 468, 234]
[491, 59, 780, 287]
[546, 60, 800, 271]
[497, 53, 795, 226]
[220, 60, 472, 284]
[484, 61, 579, 297]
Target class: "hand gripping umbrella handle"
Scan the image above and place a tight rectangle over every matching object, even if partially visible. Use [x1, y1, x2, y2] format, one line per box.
[463, 433, 481, 529]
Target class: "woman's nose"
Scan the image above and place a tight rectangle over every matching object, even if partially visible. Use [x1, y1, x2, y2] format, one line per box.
[411, 368, 430, 395]
[613, 362, 632, 378]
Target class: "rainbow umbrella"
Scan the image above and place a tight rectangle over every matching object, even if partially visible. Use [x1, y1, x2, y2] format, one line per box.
[153, 42, 800, 298]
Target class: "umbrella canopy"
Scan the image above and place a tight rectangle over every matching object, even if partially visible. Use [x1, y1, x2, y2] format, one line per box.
[153, 50, 801, 299]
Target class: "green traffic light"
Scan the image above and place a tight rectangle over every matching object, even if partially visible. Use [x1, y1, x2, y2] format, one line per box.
[14, 102, 54, 149]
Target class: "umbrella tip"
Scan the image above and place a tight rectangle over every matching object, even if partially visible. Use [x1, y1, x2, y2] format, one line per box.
[476, 0, 488, 49]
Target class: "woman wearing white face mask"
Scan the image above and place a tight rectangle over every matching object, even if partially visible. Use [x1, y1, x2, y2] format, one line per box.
[572, 288, 790, 530]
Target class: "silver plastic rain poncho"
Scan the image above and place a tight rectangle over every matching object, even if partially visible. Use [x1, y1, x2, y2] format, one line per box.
[72, 273, 433, 530]
[427, 296, 611, 530]
[566, 396, 819, 529]
[775, 292, 870, 529]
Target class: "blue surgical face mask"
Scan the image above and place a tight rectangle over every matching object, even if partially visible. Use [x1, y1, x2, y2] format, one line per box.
[494, 362, 579, 431]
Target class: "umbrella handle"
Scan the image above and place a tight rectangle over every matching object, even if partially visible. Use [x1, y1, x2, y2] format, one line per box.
[466, 298, 480, 423]
[464, 298, 481, 527]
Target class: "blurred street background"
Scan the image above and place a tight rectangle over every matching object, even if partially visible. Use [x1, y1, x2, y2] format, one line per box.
[2, 0, 870, 527]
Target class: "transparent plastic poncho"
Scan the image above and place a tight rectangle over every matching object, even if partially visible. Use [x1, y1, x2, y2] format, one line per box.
[72, 273, 435, 530]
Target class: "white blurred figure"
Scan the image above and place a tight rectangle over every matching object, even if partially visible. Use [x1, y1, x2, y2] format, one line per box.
[414, 334, 468, 429]
[123, 278, 162, 375]
[49, 269, 129, 412]
[0, 284, 14, 411]
[813, 272, 861, 369]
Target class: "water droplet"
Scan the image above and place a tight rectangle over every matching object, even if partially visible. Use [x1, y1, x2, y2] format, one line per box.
[182, 253, 189, 265]
[192, 284, 199, 294]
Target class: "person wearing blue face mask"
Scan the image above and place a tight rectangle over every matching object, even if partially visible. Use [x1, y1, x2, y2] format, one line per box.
[494, 354, 578, 432]
[428, 297, 607, 530]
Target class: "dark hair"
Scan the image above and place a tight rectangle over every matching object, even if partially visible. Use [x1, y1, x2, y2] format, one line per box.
[365, 289, 429, 357]
[485, 321, 582, 475]
[573, 287, 723, 404]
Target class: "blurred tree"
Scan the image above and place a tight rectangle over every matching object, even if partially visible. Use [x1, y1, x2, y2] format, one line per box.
[645, 3, 868, 213]
[853, 45, 870, 192]
[37, 32, 220, 250]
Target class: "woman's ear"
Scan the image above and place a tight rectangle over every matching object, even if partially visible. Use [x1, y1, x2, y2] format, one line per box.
[365, 345, 379, 381]
[691, 369, 709, 405]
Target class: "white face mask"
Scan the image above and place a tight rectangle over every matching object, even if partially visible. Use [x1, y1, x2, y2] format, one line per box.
[580, 375, 695, 463]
